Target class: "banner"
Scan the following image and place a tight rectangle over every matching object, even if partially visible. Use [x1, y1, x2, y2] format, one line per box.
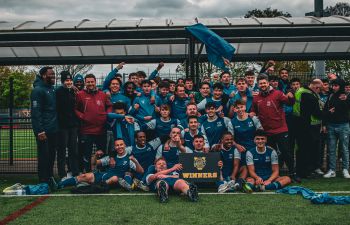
[179, 152, 220, 183]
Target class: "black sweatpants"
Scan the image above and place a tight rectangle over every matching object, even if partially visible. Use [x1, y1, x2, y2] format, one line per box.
[36, 132, 58, 183]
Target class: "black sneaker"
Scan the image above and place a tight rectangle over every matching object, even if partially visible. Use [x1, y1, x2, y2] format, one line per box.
[187, 183, 199, 202]
[158, 181, 168, 203]
[290, 174, 302, 183]
[48, 177, 58, 192]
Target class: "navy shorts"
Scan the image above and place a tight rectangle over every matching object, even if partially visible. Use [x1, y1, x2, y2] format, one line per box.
[93, 172, 116, 184]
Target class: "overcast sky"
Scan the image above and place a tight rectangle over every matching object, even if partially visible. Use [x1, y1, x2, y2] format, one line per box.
[0, 0, 341, 76]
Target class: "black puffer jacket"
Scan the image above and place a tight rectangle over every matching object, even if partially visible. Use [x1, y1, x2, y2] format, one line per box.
[56, 86, 79, 129]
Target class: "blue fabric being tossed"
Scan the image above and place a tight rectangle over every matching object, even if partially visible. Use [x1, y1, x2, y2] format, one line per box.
[277, 186, 350, 205]
[186, 23, 235, 71]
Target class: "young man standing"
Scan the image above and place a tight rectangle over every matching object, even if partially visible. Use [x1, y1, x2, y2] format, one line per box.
[31, 67, 59, 188]
[131, 80, 155, 127]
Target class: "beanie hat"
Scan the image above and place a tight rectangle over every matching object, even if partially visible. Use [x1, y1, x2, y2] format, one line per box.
[60, 71, 72, 83]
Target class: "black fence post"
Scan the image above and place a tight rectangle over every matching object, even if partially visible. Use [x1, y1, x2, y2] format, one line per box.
[9, 77, 14, 165]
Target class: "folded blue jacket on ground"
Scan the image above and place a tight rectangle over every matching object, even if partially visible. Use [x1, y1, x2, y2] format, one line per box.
[277, 186, 350, 205]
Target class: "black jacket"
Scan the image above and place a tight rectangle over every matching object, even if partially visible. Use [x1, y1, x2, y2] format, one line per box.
[30, 76, 58, 135]
[300, 87, 323, 126]
[56, 86, 79, 129]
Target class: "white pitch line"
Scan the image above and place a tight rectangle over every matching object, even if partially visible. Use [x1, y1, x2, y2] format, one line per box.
[1, 191, 350, 198]
[0, 147, 30, 154]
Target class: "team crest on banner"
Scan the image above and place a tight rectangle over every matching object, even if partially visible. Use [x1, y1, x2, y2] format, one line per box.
[194, 157, 206, 171]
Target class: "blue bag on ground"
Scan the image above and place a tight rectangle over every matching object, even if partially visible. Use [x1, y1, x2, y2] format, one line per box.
[24, 183, 49, 195]
[277, 186, 350, 205]
[185, 23, 235, 71]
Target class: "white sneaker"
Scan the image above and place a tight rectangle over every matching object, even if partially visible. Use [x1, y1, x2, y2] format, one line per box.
[342, 169, 350, 179]
[314, 168, 324, 175]
[218, 182, 230, 193]
[60, 176, 68, 182]
[66, 172, 73, 178]
[323, 170, 336, 178]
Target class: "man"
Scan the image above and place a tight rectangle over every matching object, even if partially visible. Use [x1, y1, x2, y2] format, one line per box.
[216, 132, 250, 193]
[201, 102, 234, 148]
[251, 74, 298, 182]
[73, 74, 84, 91]
[220, 71, 236, 97]
[323, 78, 350, 179]
[194, 82, 211, 104]
[58, 139, 144, 190]
[245, 70, 259, 94]
[107, 102, 140, 147]
[197, 83, 230, 116]
[269, 75, 280, 90]
[278, 68, 291, 93]
[131, 80, 155, 127]
[56, 71, 79, 180]
[293, 79, 323, 178]
[75, 73, 112, 172]
[246, 130, 292, 191]
[156, 81, 171, 107]
[184, 78, 196, 95]
[178, 103, 201, 130]
[156, 127, 192, 167]
[181, 116, 209, 152]
[228, 78, 253, 116]
[126, 131, 161, 190]
[31, 67, 59, 188]
[170, 84, 191, 120]
[186, 134, 207, 153]
[145, 157, 198, 203]
[102, 62, 125, 91]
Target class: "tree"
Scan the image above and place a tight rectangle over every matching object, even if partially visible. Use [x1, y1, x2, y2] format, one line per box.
[0, 67, 36, 109]
[244, 7, 292, 18]
[325, 2, 350, 16]
[34, 64, 93, 82]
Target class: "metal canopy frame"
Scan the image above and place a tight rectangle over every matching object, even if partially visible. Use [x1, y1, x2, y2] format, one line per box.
[0, 17, 350, 80]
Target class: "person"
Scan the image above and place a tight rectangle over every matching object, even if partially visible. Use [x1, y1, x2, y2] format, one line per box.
[200, 102, 234, 148]
[184, 78, 196, 95]
[31, 66, 59, 188]
[323, 78, 350, 179]
[269, 75, 280, 90]
[228, 78, 253, 116]
[155, 81, 172, 107]
[194, 82, 211, 104]
[75, 73, 112, 172]
[142, 104, 179, 143]
[156, 127, 192, 167]
[58, 139, 144, 190]
[278, 68, 291, 93]
[197, 82, 230, 116]
[170, 84, 191, 120]
[56, 71, 80, 180]
[73, 74, 84, 91]
[107, 102, 140, 147]
[251, 74, 298, 182]
[102, 62, 125, 91]
[181, 116, 209, 152]
[178, 103, 202, 130]
[220, 71, 236, 97]
[131, 80, 155, 127]
[126, 131, 161, 191]
[186, 134, 207, 153]
[123, 81, 137, 103]
[246, 130, 292, 191]
[293, 79, 323, 178]
[245, 70, 259, 94]
[215, 132, 251, 193]
[145, 157, 198, 203]
[231, 99, 263, 152]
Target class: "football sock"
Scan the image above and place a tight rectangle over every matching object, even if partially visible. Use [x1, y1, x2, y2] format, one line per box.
[265, 181, 282, 190]
[60, 177, 78, 187]
[124, 175, 133, 185]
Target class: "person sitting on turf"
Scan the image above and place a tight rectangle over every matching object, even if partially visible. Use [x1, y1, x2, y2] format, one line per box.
[181, 116, 209, 152]
[125, 131, 161, 191]
[58, 139, 144, 191]
[145, 157, 199, 203]
[156, 127, 192, 167]
[213, 132, 251, 193]
[246, 130, 291, 191]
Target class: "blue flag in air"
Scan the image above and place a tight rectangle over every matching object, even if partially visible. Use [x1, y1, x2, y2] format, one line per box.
[185, 23, 235, 71]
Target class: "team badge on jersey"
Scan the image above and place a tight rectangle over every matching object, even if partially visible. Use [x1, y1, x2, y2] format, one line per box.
[194, 157, 206, 171]
[97, 100, 102, 106]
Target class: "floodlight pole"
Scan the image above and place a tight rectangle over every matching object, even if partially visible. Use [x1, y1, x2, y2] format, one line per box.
[188, 36, 195, 80]
[312, 0, 326, 77]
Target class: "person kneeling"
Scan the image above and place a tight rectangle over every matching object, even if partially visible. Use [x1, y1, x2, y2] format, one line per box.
[246, 130, 291, 191]
[145, 157, 198, 203]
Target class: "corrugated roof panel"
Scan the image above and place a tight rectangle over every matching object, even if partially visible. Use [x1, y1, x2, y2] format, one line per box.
[282, 42, 307, 53]
[170, 18, 196, 27]
[226, 18, 260, 26]
[108, 19, 139, 28]
[35, 47, 60, 57]
[46, 21, 80, 29]
[58, 46, 82, 56]
[78, 21, 109, 29]
[327, 41, 350, 52]
[288, 17, 322, 25]
[0, 47, 16, 57]
[81, 45, 104, 56]
[148, 44, 170, 55]
[304, 42, 329, 53]
[321, 16, 350, 24]
[236, 43, 261, 54]
[171, 44, 186, 54]
[139, 19, 168, 27]
[258, 18, 290, 25]
[125, 45, 147, 55]
[260, 42, 284, 53]
[15, 21, 48, 30]
[196, 18, 230, 26]
[12, 47, 37, 57]
[102, 45, 126, 56]
[0, 22, 18, 30]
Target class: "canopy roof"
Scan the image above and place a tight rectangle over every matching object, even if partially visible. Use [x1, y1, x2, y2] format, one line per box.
[0, 16, 349, 65]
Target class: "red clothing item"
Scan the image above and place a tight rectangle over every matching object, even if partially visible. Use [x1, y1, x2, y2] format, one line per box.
[75, 89, 112, 135]
[252, 89, 294, 136]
